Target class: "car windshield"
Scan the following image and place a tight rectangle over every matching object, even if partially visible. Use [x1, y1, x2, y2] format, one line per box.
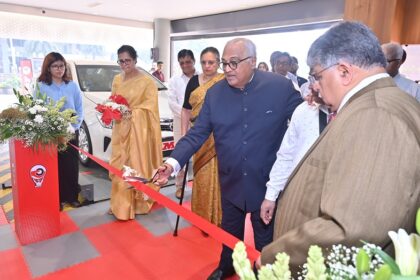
[75, 65, 167, 92]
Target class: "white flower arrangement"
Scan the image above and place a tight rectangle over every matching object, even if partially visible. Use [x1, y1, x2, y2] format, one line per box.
[0, 89, 77, 151]
[233, 208, 420, 280]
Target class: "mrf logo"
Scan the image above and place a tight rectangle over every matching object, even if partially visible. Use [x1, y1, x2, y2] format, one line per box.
[162, 141, 175, 151]
[30, 165, 47, 188]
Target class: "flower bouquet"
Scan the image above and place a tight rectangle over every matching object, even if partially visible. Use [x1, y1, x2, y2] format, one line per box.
[0, 89, 77, 151]
[95, 94, 131, 126]
[233, 208, 420, 280]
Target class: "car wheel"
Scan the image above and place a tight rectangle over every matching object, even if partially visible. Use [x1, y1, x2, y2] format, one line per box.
[78, 121, 92, 166]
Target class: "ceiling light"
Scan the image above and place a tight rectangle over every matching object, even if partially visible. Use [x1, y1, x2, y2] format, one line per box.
[87, 2, 103, 8]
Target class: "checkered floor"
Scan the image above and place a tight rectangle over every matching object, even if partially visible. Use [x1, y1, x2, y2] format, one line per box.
[0, 187, 244, 279]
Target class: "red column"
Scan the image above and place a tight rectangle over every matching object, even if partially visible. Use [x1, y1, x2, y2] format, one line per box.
[9, 139, 60, 245]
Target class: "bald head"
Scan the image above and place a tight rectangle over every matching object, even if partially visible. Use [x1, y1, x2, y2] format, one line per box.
[223, 38, 256, 58]
[222, 38, 257, 89]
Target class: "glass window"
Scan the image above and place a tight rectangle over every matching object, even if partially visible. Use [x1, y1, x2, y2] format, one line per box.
[171, 26, 330, 78]
[400, 45, 420, 82]
[0, 11, 153, 93]
[75, 65, 167, 92]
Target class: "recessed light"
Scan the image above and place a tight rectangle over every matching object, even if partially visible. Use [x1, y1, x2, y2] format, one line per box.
[87, 2, 103, 8]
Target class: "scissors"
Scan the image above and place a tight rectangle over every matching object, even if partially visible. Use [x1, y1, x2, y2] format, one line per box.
[125, 169, 160, 189]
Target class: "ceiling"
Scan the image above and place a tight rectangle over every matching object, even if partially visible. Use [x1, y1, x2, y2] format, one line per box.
[1, 0, 295, 23]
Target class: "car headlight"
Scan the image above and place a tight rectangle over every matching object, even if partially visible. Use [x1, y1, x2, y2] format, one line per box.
[95, 112, 113, 129]
[160, 118, 173, 131]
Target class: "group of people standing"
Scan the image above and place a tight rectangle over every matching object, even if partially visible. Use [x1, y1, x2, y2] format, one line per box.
[156, 21, 420, 280]
[36, 20, 419, 280]
[36, 45, 164, 219]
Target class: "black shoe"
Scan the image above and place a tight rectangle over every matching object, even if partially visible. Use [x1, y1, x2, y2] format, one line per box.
[70, 201, 81, 208]
[207, 269, 223, 280]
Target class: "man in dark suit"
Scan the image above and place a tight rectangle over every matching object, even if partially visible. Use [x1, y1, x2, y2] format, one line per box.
[155, 38, 301, 280]
[291, 56, 308, 87]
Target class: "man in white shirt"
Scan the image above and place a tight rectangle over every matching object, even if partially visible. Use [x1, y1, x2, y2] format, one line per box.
[167, 49, 197, 198]
[381, 42, 420, 102]
[260, 89, 330, 224]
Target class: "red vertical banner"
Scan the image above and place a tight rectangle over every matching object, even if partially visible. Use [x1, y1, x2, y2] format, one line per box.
[9, 139, 60, 245]
[19, 59, 33, 90]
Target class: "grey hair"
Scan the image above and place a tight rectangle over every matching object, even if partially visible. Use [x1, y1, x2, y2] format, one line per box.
[307, 21, 386, 70]
[225, 38, 257, 58]
[381, 42, 403, 60]
[269, 51, 292, 68]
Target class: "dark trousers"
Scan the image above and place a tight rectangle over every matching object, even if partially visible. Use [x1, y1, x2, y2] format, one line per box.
[58, 130, 80, 203]
[217, 197, 274, 276]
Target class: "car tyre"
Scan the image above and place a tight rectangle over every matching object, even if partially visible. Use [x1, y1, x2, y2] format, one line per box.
[78, 121, 92, 166]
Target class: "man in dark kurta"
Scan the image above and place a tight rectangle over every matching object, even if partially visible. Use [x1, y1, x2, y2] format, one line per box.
[156, 38, 301, 279]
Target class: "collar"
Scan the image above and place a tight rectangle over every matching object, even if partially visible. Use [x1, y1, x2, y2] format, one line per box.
[239, 70, 256, 91]
[337, 73, 389, 112]
[181, 70, 199, 79]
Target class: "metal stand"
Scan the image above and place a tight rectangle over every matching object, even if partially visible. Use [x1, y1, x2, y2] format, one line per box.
[2, 183, 12, 189]
[173, 161, 189, 237]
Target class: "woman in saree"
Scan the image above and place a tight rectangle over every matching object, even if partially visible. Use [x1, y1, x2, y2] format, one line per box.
[181, 47, 224, 227]
[109, 45, 162, 220]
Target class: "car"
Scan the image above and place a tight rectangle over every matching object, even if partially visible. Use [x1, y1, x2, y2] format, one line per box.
[66, 60, 174, 166]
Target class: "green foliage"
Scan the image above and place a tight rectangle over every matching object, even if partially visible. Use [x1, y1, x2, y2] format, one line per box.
[0, 88, 77, 151]
[375, 264, 393, 280]
[356, 249, 371, 275]
[232, 242, 256, 280]
[306, 246, 327, 280]
[272, 253, 291, 280]
[233, 209, 420, 280]
[0, 75, 20, 89]
[258, 265, 276, 280]
[370, 246, 401, 275]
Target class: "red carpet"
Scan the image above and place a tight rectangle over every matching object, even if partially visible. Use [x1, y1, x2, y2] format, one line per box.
[0, 205, 255, 279]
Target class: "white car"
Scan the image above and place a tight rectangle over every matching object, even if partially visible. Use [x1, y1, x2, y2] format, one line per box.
[67, 60, 174, 166]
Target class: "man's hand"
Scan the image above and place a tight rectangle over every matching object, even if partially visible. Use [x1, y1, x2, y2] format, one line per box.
[153, 163, 173, 186]
[255, 256, 262, 269]
[260, 199, 276, 225]
[306, 83, 325, 106]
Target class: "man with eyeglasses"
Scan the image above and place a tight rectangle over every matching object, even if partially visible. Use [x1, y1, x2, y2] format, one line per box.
[271, 51, 301, 93]
[381, 42, 420, 102]
[155, 38, 301, 279]
[258, 21, 420, 275]
[167, 49, 198, 198]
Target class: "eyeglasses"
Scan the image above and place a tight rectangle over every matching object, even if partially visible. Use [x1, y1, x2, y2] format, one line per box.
[200, 60, 219, 66]
[275, 60, 290, 67]
[50, 64, 65, 70]
[386, 58, 401, 64]
[221, 56, 252, 70]
[117, 59, 133, 65]
[308, 63, 338, 84]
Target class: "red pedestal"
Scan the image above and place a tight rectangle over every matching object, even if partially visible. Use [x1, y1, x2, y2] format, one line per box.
[9, 139, 60, 245]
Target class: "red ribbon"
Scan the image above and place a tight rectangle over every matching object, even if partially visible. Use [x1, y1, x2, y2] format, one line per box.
[71, 143, 260, 261]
